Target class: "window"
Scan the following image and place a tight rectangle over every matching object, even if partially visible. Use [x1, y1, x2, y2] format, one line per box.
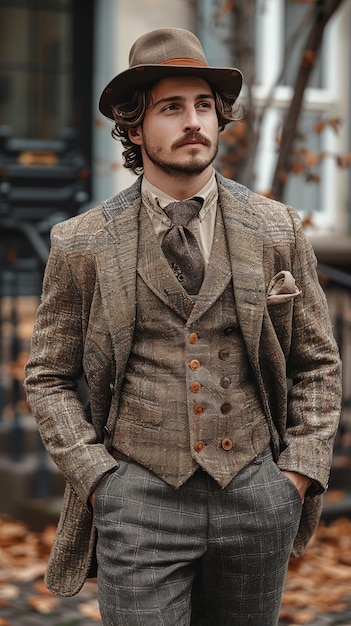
[0, 0, 73, 139]
[199, 0, 350, 233]
[253, 0, 350, 233]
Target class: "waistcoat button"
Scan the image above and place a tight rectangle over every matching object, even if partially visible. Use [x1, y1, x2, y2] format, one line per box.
[189, 359, 200, 370]
[220, 376, 232, 389]
[218, 348, 230, 360]
[221, 402, 232, 414]
[194, 404, 204, 415]
[194, 441, 204, 452]
[190, 382, 201, 393]
[189, 333, 199, 344]
[221, 438, 233, 451]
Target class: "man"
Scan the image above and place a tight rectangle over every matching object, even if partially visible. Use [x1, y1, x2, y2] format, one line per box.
[25, 28, 341, 625]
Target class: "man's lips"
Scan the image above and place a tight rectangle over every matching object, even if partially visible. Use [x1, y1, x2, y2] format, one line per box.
[179, 139, 205, 146]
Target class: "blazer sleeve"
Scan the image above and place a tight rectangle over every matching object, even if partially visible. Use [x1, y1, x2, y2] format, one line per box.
[24, 225, 118, 506]
[276, 207, 342, 490]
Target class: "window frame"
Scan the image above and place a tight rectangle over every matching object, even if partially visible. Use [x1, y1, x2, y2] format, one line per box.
[252, 0, 351, 234]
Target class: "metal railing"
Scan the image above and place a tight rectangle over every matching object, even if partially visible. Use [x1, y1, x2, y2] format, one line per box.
[0, 256, 50, 501]
[317, 263, 351, 440]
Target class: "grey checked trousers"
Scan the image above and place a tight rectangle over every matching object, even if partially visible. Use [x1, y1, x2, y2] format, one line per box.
[93, 447, 302, 626]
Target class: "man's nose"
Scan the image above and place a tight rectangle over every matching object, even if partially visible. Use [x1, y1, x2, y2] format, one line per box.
[183, 107, 201, 131]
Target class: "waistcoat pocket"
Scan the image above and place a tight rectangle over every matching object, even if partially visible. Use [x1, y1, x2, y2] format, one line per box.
[118, 393, 164, 429]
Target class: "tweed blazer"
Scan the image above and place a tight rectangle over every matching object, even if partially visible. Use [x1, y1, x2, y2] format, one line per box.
[24, 173, 341, 597]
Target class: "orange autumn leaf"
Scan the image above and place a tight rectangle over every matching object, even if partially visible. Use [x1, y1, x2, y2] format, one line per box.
[304, 152, 319, 168]
[292, 161, 303, 174]
[336, 153, 351, 168]
[27, 594, 59, 614]
[302, 49, 316, 67]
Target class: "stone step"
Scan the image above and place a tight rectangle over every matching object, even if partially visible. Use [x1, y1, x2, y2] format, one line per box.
[0, 413, 42, 457]
[321, 448, 351, 521]
[17, 496, 63, 530]
[0, 454, 65, 519]
[322, 491, 351, 522]
[328, 465, 351, 491]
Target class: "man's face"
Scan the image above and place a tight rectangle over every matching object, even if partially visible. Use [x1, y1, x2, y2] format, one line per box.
[129, 76, 219, 179]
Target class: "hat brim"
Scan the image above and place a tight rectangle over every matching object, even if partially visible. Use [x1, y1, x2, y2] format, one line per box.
[99, 64, 243, 120]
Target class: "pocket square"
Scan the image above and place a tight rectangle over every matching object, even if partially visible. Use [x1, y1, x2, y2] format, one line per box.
[267, 270, 301, 305]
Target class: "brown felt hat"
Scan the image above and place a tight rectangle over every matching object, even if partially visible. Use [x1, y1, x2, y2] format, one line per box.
[99, 27, 243, 120]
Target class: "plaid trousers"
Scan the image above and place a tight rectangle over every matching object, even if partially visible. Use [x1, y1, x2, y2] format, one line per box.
[93, 447, 302, 626]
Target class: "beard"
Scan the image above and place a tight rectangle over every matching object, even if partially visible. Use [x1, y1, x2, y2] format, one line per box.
[142, 132, 219, 176]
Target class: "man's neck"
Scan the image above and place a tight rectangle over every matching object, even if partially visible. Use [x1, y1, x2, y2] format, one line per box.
[142, 166, 214, 200]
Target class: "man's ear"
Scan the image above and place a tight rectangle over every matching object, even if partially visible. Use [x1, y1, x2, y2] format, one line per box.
[128, 127, 143, 145]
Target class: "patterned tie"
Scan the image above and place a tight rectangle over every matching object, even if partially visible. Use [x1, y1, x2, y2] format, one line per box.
[161, 197, 205, 295]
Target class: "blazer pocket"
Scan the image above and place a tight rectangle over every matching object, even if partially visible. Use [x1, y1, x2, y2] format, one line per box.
[268, 298, 294, 322]
[267, 270, 301, 307]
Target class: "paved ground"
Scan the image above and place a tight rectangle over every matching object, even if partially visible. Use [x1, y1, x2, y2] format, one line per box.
[0, 579, 101, 625]
[1, 579, 351, 625]
[280, 609, 351, 626]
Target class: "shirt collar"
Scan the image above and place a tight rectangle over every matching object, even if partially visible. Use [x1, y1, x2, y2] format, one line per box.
[141, 171, 218, 223]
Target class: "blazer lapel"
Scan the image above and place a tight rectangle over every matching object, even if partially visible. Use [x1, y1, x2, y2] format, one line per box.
[94, 186, 140, 376]
[219, 183, 266, 366]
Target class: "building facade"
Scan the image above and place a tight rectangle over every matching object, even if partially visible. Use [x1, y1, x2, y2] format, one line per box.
[1, 0, 350, 263]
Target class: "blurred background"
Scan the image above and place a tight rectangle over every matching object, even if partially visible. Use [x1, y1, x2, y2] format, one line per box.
[0, 0, 350, 547]
[1, 1, 351, 623]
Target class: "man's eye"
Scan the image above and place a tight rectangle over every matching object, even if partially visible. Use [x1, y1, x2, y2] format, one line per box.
[198, 101, 212, 109]
[163, 104, 178, 112]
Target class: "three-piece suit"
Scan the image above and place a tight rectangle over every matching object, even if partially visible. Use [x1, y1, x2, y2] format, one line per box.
[24, 173, 341, 606]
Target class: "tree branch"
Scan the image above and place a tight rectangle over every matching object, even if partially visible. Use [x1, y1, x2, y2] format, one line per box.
[271, 0, 347, 201]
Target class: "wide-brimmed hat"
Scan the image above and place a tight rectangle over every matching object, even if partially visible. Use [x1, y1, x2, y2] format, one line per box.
[99, 27, 243, 120]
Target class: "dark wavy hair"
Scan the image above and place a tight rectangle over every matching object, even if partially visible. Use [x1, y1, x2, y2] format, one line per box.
[111, 82, 239, 175]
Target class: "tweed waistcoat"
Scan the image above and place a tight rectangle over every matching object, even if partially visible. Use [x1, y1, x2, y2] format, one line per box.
[113, 204, 270, 488]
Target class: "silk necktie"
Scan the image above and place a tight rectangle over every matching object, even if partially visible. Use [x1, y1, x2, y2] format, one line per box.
[161, 197, 205, 295]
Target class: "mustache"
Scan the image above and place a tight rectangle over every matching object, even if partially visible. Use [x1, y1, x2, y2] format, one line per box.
[172, 132, 212, 148]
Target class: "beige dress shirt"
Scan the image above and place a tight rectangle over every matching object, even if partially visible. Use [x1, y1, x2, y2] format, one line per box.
[141, 171, 218, 267]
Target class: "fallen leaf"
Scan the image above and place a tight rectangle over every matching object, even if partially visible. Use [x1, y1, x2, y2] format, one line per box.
[13, 563, 47, 582]
[0, 518, 28, 547]
[0, 583, 20, 599]
[78, 598, 102, 621]
[27, 594, 59, 614]
[32, 579, 54, 595]
[0, 599, 10, 607]
[291, 608, 316, 623]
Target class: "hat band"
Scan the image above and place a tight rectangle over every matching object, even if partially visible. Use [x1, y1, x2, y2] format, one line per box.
[158, 58, 209, 68]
